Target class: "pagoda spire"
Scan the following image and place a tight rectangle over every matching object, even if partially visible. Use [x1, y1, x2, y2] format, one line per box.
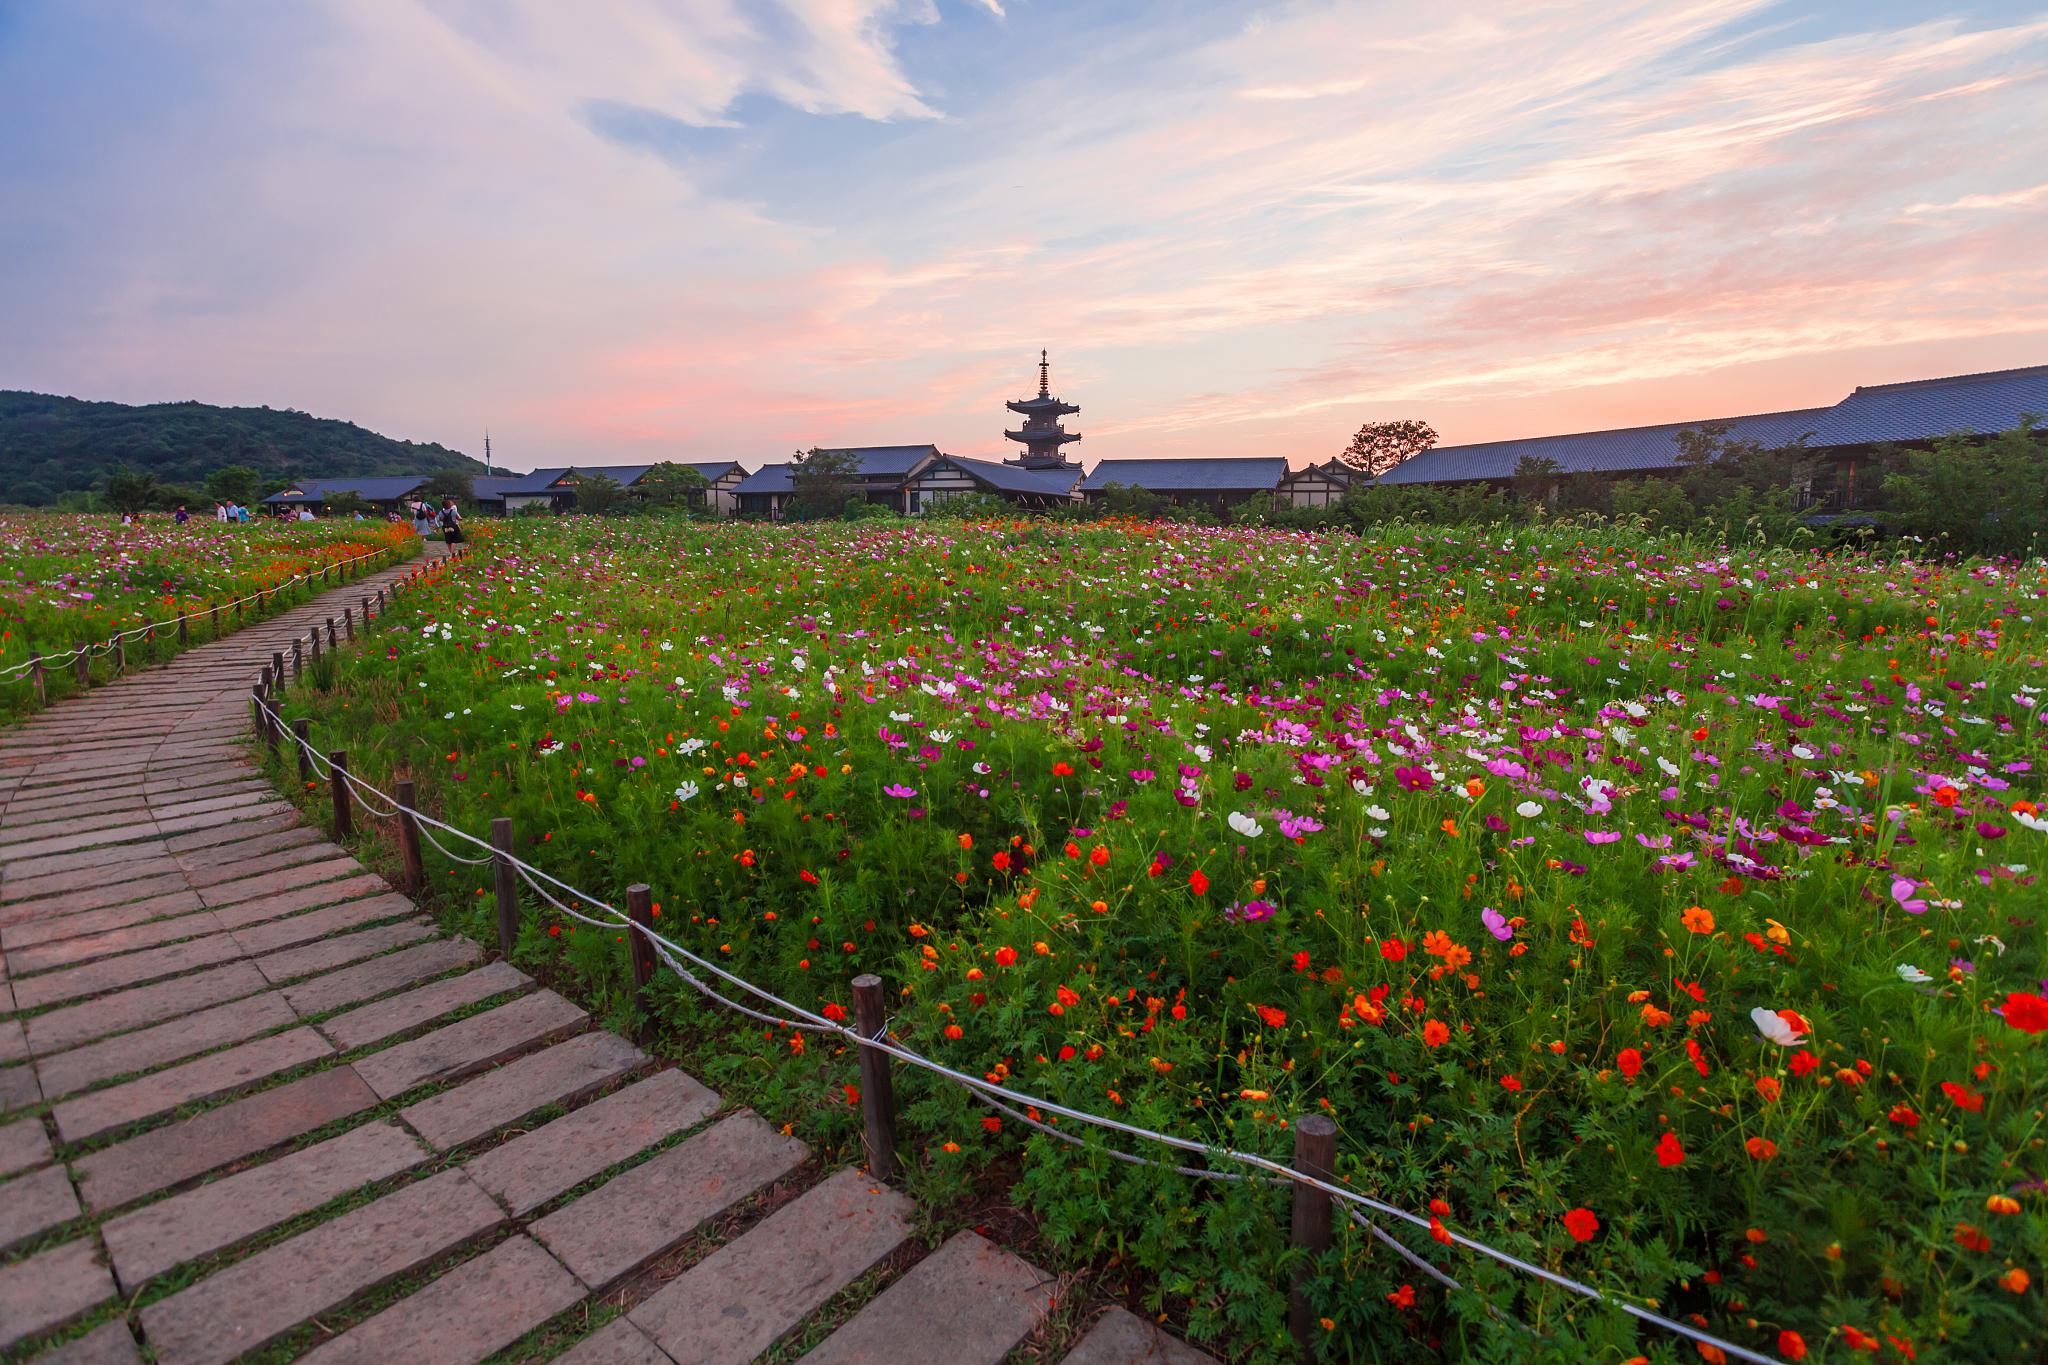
[1004, 349, 1082, 470]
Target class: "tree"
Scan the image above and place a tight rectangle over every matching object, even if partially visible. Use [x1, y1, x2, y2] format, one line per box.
[1339, 418, 1438, 478]
[104, 467, 160, 514]
[206, 465, 261, 505]
[421, 471, 474, 506]
[1510, 454, 1564, 507]
[787, 448, 863, 521]
[323, 491, 373, 518]
[571, 472, 628, 516]
[635, 462, 710, 510]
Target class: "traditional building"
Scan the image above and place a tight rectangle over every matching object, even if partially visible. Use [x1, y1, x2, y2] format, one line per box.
[1004, 352, 1083, 471]
[262, 476, 428, 515]
[730, 445, 944, 520]
[901, 454, 1081, 512]
[1277, 459, 1354, 509]
[473, 462, 750, 514]
[1078, 457, 1288, 513]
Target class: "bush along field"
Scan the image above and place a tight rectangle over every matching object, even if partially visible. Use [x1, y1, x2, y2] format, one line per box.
[0, 512, 417, 719]
[272, 516, 2046, 1363]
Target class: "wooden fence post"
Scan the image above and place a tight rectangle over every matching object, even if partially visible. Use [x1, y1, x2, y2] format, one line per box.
[1288, 1114, 1338, 1357]
[361, 595, 372, 625]
[377, 588, 387, 612]
[75, 645, 89, 689]
[851, 973, 899, 1181]
[395, 778, 424, 894]
[626, 884, 658, 1023]
[329, 749, 352, 838]
[343, 608, 354, 642]
[28, 652, 44, 708]
[178, 612, 189, 645]
[273, 651, 286, 689]
[326, 617, 338, 650]
[260, 693, 280, 756]
[491, 817, 519, 958]
[309, 628, 321, 664]
[293, 720, 313, 785]
[291, 640, 303, 680]
[113, 635, 125, 675]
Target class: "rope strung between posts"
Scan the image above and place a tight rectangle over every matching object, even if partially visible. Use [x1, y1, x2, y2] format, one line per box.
[0, 543, 399, 682]
[261, 704, 1774, 1365]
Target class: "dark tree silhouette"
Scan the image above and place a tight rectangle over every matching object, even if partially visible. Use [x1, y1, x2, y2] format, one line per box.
[1339, 418, 1438, 477]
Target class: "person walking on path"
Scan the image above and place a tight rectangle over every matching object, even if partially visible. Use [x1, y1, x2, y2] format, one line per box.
[411, 500, 434, 539]
[438, 496, 466, 546]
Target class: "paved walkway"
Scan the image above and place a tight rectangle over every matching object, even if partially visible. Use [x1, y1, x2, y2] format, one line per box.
[0, 554, 1215, 1363]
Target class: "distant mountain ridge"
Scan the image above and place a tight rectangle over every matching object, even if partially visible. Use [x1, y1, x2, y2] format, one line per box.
[0, 390, 485, 505]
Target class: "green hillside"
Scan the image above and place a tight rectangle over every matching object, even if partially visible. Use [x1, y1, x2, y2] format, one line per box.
[0, 391, 486, 506]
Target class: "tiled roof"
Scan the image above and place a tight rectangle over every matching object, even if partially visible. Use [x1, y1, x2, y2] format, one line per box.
[1805, 365, 2048, 447]
[732, 447, 940, 496]
[263, 476, 427, 504]
[731, 465, 794, 495]
[1079, 457, 1288, 492]
[470, 475, 532, 501]
[923, 455, 1081, 496]
[1374, 408, 1828, 486]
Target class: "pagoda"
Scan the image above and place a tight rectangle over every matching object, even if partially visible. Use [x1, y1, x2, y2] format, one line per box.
[1003, 350, 1082, 470]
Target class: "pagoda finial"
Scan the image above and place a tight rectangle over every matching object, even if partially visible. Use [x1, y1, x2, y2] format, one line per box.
[1038, 349, 1050, 399]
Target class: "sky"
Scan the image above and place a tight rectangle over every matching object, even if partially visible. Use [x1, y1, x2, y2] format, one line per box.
[2, 1, 2046, 474]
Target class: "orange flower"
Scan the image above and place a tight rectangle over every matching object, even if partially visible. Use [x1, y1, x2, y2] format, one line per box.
[1640, 1003, 1672, 1027]
[1755, 1075, 1781, 1102]
[957, 832, 973, 850]
[1680, 905, 1715, 934]
[1421, 1019, 1450, 1048]
[1998, 1268, 2030, 1293]
[1986, 1194, 2020, 1215]
[1745, 1136, 1778, 1160]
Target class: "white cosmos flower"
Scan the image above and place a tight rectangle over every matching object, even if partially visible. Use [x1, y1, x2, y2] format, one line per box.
[677, 738, 705, 755]
[673, 781, 699, 802]
[1515, 801, 1543, 818]
[1896, 964, 1933, 984]
[1365, 805, 1390, 822]
[1228, 811, 1264, 839]
[890, 711, 912, 723]
[1750, 1006, 1807, 1047]
[659, 640, 674, 652]
[929, 729, 954, 743]
[2015, 810, 2048, 834]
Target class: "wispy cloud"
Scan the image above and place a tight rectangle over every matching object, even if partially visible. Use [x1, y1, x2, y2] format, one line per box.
[0, 1, 2043, 467]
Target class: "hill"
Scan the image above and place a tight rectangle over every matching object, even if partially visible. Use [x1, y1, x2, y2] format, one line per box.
[0, 390, 486, 506]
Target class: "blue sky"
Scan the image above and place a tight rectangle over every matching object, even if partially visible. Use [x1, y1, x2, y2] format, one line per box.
[3, 1, 2045, 471]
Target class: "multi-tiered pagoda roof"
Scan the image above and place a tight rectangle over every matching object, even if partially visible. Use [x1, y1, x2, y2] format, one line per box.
[1004, 351, 1082, 469]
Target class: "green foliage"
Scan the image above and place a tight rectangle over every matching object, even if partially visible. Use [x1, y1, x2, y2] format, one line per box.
[205, 465, 262, 505]
[0, 390, 483, 505]
[787, 447, 863, 521]
[569, 472, 629, 517]
[1880, 421, 2047, 556]
[918, 491, 1012, 520]
[103, 467, 160, 514]
[420, 470, 475, 506]
[634, 462, 711, 511]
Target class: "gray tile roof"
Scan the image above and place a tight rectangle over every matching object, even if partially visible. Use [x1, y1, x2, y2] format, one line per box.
[263, 476, 427, 504]
[923, 455, 1081, 496]
[1805, 365, 2048, 446]
[732, 446, 940, 497]
[1079, 457, 1288, 492]
[1374, 408, 1828, 485]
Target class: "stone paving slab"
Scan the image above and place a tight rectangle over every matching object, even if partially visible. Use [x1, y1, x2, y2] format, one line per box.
[251, 917, 435, 984]
[51, 1026, 333, 1144]
[102, 1119, 429, 1291]
[399, 1030, 645, 1152]
[462, 1068, 720, 1217]
[75, 1064, 379, 1214]
[210, 879, 391, 933]
[13, 932, 243, 1011]
[317, 960, 530, 1052]
[0, 1117, 51, 1177]
[352, 990, 587, 1100]
[1, 1061, 44, 1115]
[198, 858, 370, 910]
[552, 1318, 672, 1365]
[800, 1231, 1053, 1365]
[281, 937, 482, 1017]
[0, 1018, 25, 1064]
[163, 811, 300, 854]
[34, 992, 297, 1100]
[0, 889, 205, 950]
[7, 910, 227, 976]
[629, 1166, 914, 1365]
[1059, 1308, 1220, 1365]
[31, 1317, 142, 1364]
[0, 841, 173, 893]
[297, 1234, 584, 1365]
[26, 961, 269, 1056]
[0, 823, 162, 865]
[176, 827, 332, 886]
[533, 1111, 807, 1290]
[0, 868, 187, 913]
[0, 1163, 82, 1253]
[0, 1237, 117, 1353]
[1, 887, 197, 935]
[137, 1168, 506, 1365]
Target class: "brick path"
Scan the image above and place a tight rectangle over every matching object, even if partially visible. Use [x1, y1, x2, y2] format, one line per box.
[0, 551, 1216, 1363]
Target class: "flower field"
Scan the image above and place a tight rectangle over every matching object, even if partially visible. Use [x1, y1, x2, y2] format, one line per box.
[278, 516, 2045, 1362]
[0, 513, 415, 718]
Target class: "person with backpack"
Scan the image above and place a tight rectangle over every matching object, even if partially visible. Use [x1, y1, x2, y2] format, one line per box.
[438, 497, 465, 546]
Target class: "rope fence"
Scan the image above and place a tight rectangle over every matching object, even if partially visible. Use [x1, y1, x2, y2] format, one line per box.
[248, 550, 1778, 1365]
[0, 540, 415, 707]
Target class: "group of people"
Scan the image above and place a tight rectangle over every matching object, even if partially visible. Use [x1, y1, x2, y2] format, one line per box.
[130, 498, 461, 543]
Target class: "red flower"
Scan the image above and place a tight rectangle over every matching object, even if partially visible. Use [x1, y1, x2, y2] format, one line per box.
[1778, 1330, 1807, 1361]
[1379, 938, 1409, 962]
[820, 1002, 848, 1023]
[1188, 869, 1209, 896]
[1840, 1326, 1880, 1352]
[1561, 1208, 1600, 1243]
[1427, 1216, 1452, 1245]
[1256, 1004, 1288, 1028]
[1655, 1131, 1686, 1167]
[1617, 1048, 1642, 1079]
[1499, 1074, 1522, 1092]
[1789, 1050, 1820, 1077]
[980, 1116, 1002, 1134]
[1386, 1284, 1415, 1309]
[1940, 1081, 1984, 1112]
[2001, 991, 2048, 1033]
[1421, 1019, 1450, 1048]
[993, 946, 1018, 967]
